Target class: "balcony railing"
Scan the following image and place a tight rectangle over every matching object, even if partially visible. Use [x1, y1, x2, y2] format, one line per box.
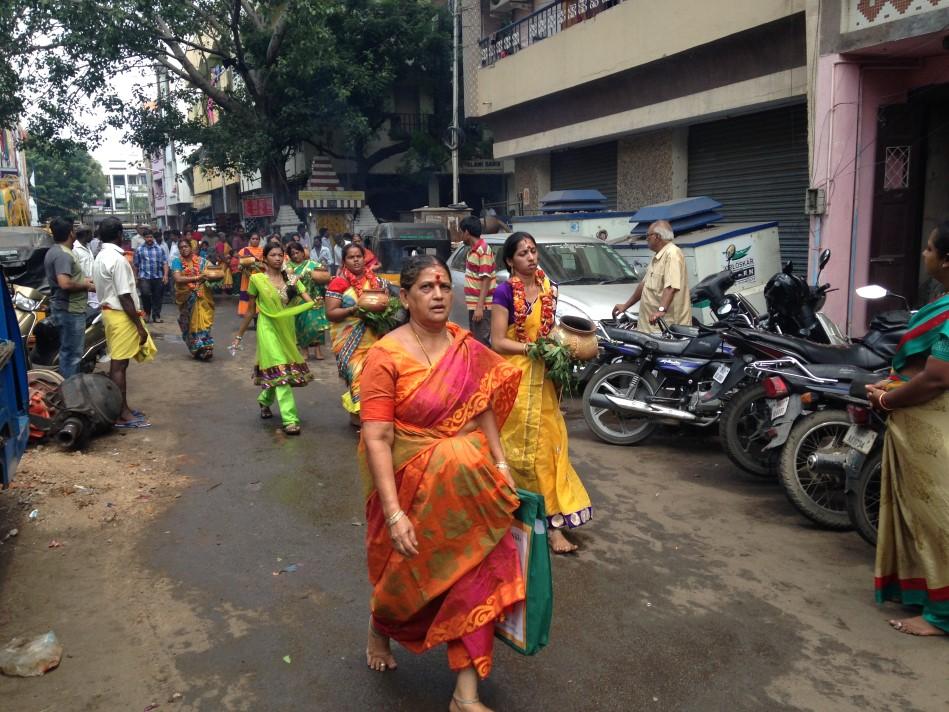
[479, 0, 622, 68]
[389, 113, 433, 136]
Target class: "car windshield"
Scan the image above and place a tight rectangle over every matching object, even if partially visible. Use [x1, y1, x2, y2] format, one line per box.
[536, 242, 638, 285]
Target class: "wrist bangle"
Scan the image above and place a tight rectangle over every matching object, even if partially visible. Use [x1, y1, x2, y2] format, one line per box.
[495, 462, 509, 470]
[235, 335, 242, 341]
[879, 392, 893, 412]
[386, 509, 405, 527]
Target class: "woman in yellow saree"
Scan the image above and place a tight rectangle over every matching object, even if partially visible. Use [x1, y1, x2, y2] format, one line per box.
[171, 239, 215, 360]
[237, 232, 264, 316]
[360, 255, 524, 712]
[866, 223, 949, 637]
[490, 232, 592, 554]
[326, 243, 388, 425]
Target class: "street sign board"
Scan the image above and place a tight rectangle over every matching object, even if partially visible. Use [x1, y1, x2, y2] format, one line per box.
[242, 194, 274, 218]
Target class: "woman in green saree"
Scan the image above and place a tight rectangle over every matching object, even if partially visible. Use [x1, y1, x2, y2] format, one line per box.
[866, 221, 949, 637]
[286, 241, 330, 360]
[232, 243, 318, 435]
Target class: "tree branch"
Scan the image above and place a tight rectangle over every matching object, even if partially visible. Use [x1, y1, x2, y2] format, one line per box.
[240, 0, 266, 31]
[363, 139, 411, 170]
[265, 6, 290, 67]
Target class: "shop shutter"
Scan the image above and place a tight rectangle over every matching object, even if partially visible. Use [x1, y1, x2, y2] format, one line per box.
[550, 141, 618, 209]
[688, 104, 810, 271]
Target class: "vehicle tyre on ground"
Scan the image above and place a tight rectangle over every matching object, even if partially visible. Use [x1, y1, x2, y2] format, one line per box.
[718, 383, 776, 477]
[582, 364, 660, 446]
[779, 409, 853, 530]
[846, 450, 882, 546]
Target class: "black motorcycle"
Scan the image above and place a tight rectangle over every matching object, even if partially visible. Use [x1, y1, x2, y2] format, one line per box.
[716, 308, 907, 477]
[581, 317, 751, 445]
[741, 358, 886, 528]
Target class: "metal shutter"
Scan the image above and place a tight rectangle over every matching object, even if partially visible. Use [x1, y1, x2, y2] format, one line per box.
[550, 141, 618, 209]
[688, 104, 809, 271]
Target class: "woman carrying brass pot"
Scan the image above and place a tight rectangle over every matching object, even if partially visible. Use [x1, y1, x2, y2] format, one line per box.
[171, 238, 215, 360]
[286, 241, 330, 360]
[326, 243, 390, 425]
[490, 232, 592, 554]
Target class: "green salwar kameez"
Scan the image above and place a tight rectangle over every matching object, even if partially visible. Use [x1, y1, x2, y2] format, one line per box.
[288, 258, 330, 348]
[247, 273, 315, 425]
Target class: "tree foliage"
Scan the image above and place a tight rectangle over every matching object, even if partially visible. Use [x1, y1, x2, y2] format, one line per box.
[0, 1, 452, 204]
[26, 138, 109, 221]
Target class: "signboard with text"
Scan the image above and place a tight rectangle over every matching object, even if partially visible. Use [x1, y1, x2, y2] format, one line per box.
[242, 194, 274, 218]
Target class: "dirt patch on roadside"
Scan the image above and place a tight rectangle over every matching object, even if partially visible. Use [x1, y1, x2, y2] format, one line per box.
[0, 436, 193, 708]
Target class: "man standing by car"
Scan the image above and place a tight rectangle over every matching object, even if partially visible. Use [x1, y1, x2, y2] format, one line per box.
[460, 215, 496, 345]
[44, 217, 95, 377]
[612, 219, 690, 333]
[133, 229, 168, 323]
[94, 217, 156, 429]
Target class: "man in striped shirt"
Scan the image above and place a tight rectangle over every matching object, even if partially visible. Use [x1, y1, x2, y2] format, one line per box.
[461, 216, 495, 345]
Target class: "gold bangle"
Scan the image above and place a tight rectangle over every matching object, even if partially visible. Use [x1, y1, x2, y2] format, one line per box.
[386, 509, 405, 527]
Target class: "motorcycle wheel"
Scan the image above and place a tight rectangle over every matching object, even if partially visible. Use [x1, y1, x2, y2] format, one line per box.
[778, 410, 852, 530]
[581, 364, 660, 446]
[846, 450, 882, 546]
[718, 383, 775, 477]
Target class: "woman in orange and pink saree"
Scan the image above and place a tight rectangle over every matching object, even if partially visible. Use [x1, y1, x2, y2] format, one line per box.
[359, 255, 525, 712]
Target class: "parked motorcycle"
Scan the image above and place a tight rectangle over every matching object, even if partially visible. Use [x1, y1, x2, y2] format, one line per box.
[806, 379, 886, 545]
[762, 249, 843, 344]
[741, 358, 886, 528]
[11, 283, 107, 373]
[717, 303, 907, 477]
[581, 317, 751, 445]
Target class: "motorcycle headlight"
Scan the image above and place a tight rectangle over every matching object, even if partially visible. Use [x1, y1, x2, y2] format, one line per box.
[716, 302, 733, 316]
[13, 293, 41, 311]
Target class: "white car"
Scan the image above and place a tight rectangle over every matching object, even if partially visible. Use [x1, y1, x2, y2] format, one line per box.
[447, 233, 640, 327]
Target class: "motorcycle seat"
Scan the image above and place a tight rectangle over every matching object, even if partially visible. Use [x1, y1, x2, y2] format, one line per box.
[740, 329, 888, 370]
[604, 327, 691, 355]
[668, 324, 700, 338]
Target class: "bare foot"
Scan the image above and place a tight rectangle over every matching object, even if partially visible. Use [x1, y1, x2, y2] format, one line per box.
[366, 622, 397, 672]
[548, 528, 578, 555]
[449, 697, 494, 712]
[889, 616, 947, 636]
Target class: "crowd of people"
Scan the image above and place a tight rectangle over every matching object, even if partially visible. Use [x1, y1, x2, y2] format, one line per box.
[39, 210, 949, 709]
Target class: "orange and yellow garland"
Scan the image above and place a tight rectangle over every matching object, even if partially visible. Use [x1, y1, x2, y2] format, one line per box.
[510, 268, 555, 343]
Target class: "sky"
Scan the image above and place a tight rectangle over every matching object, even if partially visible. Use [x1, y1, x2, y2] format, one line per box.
[87, 68, 152, 167]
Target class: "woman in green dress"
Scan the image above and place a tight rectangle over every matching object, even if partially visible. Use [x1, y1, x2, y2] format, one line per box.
[286, 241, 330, 360]
[232, 243, 318, 435]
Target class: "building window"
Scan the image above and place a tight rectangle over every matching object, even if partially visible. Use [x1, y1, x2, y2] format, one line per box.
[883, 146, 910, 191]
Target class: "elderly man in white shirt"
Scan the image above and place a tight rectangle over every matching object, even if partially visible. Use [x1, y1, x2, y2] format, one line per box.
[93, 217, 157, 428]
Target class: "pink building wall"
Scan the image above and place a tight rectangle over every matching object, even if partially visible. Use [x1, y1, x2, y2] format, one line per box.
[810, 52, 949, 335]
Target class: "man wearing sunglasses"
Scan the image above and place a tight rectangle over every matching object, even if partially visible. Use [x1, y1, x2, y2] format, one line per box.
[611, 220, 690, 333]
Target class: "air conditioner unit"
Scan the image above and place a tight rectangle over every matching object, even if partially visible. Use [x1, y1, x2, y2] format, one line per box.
[489, 0, 529, 16]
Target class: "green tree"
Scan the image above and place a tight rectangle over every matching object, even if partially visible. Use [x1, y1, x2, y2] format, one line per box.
[27, 138, 109, 221]
[0, 1, 452, 206]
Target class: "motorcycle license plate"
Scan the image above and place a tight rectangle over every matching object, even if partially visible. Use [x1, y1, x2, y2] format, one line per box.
[843, 425, 877, 455]
[769, 397, 789, 419]
[712, 363, 730, 384]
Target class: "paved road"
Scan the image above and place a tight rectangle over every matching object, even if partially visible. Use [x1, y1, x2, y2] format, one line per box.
[4, 300, 947, 711]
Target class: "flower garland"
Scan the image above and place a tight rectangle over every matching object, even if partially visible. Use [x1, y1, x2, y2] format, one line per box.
[510, 268, 555, 343]
[180, 255, 203, 291]
[338, 266, 382, 298]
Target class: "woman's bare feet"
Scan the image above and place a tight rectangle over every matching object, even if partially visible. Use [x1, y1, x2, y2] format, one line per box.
[366, 622, 398, 672]
[449, 697, 494, 712]
[548, 528, 578, 554]
[889, 616, 947, 636]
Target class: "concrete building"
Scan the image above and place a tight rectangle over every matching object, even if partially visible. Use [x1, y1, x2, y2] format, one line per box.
[810, 0, 949, 331]
[93, 147, 150, 225]
[147, 70, 195, 230]
[466, 0, 949, 332]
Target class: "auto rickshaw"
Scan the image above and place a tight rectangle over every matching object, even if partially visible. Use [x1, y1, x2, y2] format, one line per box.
[365, 222, 453, 286]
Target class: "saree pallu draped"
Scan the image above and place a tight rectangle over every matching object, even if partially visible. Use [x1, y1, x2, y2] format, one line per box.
[359, 326, 525, 678]
[328, 274, 381, 414]
[288, 259, 330, 347]
[238, 246, 264, 316]
[499, 281, 592, 530]
[172, 255, 214, 360]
